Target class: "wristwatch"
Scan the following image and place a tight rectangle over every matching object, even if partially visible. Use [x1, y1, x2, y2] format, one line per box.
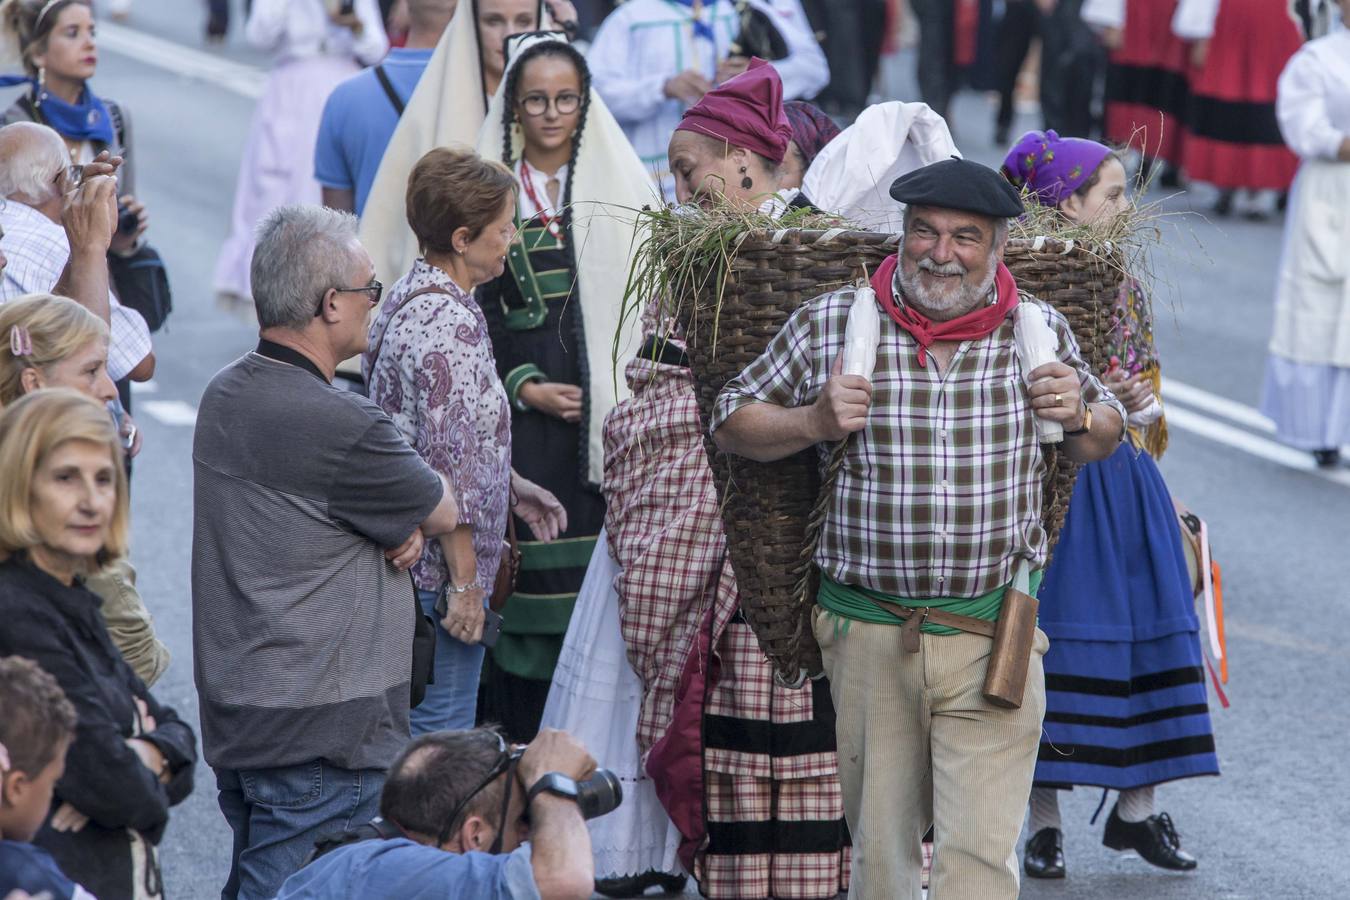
[525, 772, 580, 808]
[1065, 403, 1093, 437]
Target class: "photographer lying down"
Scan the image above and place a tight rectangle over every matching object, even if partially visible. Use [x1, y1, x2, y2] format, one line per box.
[274, 727, 616, 900]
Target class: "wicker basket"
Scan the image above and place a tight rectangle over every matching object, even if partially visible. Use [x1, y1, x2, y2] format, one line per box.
[677, 229, 1123, 687]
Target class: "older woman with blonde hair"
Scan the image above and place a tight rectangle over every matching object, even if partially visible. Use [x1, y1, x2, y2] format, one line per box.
[0, 293, 169, 688]
[0, 388, 196, 899]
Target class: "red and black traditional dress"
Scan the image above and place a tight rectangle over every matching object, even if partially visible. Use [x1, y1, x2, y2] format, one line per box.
[1179, 0, 1303, 191]
[1095, 0, 1192, 164]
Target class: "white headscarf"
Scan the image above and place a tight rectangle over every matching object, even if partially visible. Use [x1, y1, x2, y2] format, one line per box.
[478, 31, 658, 485]
[801, 101, 960, 234]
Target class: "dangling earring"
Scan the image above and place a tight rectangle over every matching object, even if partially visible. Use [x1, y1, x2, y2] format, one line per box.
[37, 65, 46, 93]
[739, 165, 753, 191]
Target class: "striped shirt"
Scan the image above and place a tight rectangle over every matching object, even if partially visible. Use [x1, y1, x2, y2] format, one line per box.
[712, 286, 1124, 599]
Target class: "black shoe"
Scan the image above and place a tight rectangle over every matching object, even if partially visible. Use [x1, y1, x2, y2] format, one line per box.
[1213, 190, 1234, 217]
[994, 124, 1010, 147]
[1024, 827, 1066, 879]
[1101, 804, 1198, 871]
[595, 871, 687, 898]
[1313, 448, 1341, 468]
[1159, 164, 1182, 189]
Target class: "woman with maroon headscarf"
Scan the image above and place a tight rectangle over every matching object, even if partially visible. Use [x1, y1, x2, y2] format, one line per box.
[602, 59, 850, 900]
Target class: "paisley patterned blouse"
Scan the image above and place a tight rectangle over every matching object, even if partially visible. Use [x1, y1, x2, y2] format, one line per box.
[364, 260, 512, 593]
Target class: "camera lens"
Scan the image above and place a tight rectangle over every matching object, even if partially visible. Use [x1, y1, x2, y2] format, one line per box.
[574, 768, 622, 820]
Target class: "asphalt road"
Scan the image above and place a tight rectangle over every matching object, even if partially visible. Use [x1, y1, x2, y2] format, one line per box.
[17, 5, 1349, 898]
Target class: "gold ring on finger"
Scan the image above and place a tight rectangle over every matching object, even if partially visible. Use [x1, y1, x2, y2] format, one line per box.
[1054, 393, 1063, 407]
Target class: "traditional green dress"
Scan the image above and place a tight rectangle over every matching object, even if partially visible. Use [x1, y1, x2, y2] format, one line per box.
[478, 162, 606, 741]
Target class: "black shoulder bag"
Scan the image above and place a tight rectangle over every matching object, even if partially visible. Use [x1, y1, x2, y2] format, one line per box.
[105, 101, 173, 332]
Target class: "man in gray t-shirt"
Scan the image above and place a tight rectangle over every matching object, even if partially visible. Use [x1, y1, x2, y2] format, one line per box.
[192, 206, 459, 900]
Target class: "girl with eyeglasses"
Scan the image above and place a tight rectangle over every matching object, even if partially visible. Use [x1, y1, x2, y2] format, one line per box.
[472, 33, 653, 748]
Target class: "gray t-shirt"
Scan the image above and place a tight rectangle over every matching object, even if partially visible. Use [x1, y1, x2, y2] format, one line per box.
[192, 352, 442, 772]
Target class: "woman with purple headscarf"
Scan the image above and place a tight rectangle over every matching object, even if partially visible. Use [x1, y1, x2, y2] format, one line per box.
[1002, 130, 1219, 882]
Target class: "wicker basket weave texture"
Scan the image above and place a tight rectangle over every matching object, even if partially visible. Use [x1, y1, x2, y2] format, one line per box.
[677, 230, 1123, 686]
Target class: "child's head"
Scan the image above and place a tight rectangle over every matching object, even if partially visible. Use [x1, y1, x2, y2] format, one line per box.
[0, 655, 77, 842]
[1000, 130, 1131, 226]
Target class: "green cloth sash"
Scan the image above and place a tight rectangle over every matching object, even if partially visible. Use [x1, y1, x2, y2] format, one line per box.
[492, 536, 596, 680]
[817, 569, 1043, 636]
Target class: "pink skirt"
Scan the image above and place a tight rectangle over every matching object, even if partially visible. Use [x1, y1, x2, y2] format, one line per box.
[213, 54, 359, 302]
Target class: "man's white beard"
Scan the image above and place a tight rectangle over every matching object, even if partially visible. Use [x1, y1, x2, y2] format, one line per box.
[898, 255, 997, 321]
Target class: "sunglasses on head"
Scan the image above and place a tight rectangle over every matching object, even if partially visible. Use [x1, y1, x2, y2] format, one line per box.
[437, 731, 525, 853]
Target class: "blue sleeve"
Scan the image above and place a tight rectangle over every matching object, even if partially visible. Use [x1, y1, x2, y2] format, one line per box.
[0, 842, 79, 899]
[314, 87, 354, 190]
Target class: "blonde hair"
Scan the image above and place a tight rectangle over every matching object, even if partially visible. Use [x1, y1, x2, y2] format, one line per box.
[0, 388, 128, 565]
[0, 293, 109, 406]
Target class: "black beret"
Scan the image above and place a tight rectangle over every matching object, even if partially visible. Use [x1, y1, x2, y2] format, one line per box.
[889, 156, 1025, 219]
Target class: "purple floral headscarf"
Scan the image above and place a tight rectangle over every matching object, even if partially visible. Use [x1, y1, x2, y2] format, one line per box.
[1000, 130, 1113, 208]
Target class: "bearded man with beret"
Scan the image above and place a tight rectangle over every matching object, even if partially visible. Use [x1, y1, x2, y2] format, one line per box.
[711, 158, 1127, 899]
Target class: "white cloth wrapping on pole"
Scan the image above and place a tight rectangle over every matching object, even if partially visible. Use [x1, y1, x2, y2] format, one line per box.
[476, 32, 658, 485]
[356, 1, 491, 297]
[1014, 303, 1064, 443]
[801, 101, 960, 233]
[540, 531, 683, 879]
[587, 0, 828, 202]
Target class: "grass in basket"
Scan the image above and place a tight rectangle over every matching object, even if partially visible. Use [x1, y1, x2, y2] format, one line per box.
[615, 199, 843, 378]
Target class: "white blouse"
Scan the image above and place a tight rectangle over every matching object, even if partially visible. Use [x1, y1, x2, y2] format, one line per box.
[1277, 28, 1350, 162]
[516, 159, 569, 222]
[246, 0, 388, 66]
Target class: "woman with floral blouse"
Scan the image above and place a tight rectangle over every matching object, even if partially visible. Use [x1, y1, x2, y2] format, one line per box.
[363, 146, 566, 734]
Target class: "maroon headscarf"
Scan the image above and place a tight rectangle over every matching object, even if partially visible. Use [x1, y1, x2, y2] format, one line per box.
[674, 58, 793, 164]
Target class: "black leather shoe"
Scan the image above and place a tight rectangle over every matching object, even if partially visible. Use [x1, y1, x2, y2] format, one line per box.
[594, 871, 687, 898]
[1024, 827, 1066, 879]
[1313, 448, 1341, 468]
[1101, 804, 1198, 870]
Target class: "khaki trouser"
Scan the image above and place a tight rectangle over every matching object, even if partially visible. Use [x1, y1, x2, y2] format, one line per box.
[812, 606, 1048, 900]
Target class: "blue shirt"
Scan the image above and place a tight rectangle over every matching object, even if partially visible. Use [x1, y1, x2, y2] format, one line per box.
[314, 48, 434, 216]
[0, 840, 91, 899]
[274, 837, 541, 900]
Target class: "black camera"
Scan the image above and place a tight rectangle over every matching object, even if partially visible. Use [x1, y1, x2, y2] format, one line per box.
[116, 202, 138, 236]
[576, 769, 622, 820]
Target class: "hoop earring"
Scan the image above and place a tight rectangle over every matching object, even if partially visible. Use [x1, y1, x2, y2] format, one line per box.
[739, 165, 753, 191]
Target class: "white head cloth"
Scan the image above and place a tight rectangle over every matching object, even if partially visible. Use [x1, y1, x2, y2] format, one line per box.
[801, 100, 961, 234]
[357, 1, 555, 294]
[477, 31, 658, 485]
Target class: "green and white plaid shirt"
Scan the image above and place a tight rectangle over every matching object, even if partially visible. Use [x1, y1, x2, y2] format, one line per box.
[711, 286, 1124, 599]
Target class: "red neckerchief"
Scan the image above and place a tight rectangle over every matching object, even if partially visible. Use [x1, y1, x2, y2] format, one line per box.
[519, 158, 562, 239]
[870, 254, 1020, 367]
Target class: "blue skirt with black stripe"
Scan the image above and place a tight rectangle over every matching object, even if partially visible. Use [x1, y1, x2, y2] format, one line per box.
[1034, 442, 1220, 790]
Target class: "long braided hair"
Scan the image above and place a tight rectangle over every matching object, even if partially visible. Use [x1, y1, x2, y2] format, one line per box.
[498, 38, 593, 240]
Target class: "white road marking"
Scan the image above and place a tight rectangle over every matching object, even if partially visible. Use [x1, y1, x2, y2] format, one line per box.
[1162, 404, 1350, 488]
[129, 379, 159, 394]
[1162, 377, 1275, 434]
[140, 400, 198, 427]
[97, 22, 267, 99]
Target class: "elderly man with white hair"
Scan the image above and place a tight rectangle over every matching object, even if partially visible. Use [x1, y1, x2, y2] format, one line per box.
[0, 120, 153, 383]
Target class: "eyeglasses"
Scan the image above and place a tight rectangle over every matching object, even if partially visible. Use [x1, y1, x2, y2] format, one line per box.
[437, 731, 525, 852]
[53, 164, 84, 190]
[517, 92, 582, 117]
[314, 280, 383, 317]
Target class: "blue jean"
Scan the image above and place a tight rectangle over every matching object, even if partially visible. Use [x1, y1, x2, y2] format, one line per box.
[216, 761, 384, 900]
[410, 588, 486, 734]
